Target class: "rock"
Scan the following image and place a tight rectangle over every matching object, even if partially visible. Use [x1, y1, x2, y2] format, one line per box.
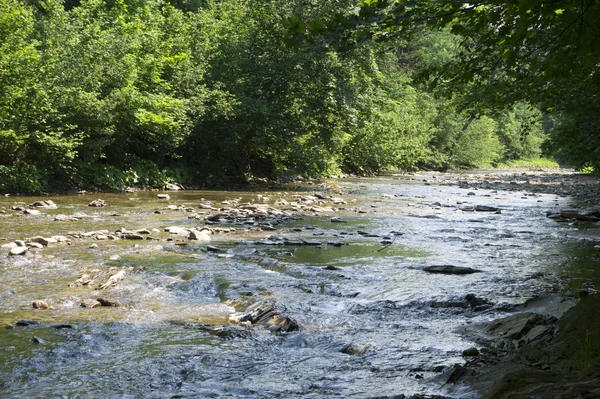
[32, 300, 51, 309]
[331, 216, 347, 223]
[120, 233, 145, 240]
[9, 246, 28, 256]
[97, 298, 122, 307]
[28, 236, 54, 246]
[51, 324, 73, 329]
[81, 299, 101, 308]
[487, 312, 557, 346]
[88, 199, 107, 207]
[32, 336, 46, 344]
[97, 269, 126, 290]
[475, 205, 500, 212]
[15, 240, 26, 247]
[135, 229, 151, 234]
[15, 319, 40, 326]
[27, 242, 44, 249]
[423, 265, 481, 275]
[462, 347, 480, 357]
[165, 183, 183, 190]
[206, 245, 221, 252]
[195, 324, 252, 340]
[109, 255, 121, 261]
[29, 200, 58, 209]
[241, 301, 300, 333]
[341, 343, 374, 356]
[188, 230, 211, 242]
[89, 243, 98, 249]
[560, 210, 581, 219]
[23, 209, 41, 215]
[165, 226, 189, 235]
[157, 194, 170, 199]
[465, 293, 489, 307]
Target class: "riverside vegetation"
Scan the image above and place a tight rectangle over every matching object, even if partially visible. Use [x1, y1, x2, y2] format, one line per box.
[5, 0, 598, 193]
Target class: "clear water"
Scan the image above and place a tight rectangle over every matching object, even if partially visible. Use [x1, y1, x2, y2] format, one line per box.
[1, 172, 599, 398]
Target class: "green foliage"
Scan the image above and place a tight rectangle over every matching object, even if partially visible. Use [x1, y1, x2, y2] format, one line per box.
[0, 163, 45, 193]
[0, 0, 561, 193]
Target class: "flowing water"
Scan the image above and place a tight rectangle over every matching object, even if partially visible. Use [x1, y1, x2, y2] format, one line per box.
[1, 172, 599, 399]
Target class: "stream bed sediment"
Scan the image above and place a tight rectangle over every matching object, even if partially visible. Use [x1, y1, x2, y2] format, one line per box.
[1, 170, 600, 398]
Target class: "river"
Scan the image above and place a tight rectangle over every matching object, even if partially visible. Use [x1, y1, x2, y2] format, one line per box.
[1, 171, 599, 398]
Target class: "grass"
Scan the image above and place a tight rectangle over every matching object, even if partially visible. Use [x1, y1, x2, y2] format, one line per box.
[496, 157, 560, 169]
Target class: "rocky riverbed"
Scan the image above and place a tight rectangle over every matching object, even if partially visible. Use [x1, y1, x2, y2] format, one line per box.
[1, 169, 599, 398]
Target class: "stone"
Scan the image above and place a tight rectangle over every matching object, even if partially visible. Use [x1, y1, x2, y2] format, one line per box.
[23, 209, 41, 215]
[88, 199, 107, 207]
[32, 300, 51, 309]
[341, 343, 374, 356]
[109, 255, 121, 261]
[243, 301, 300, 333]
[16, 319, 41, 326]
[475, 205, 500, 212]
[157, 194, 170, 199]
[165, 226, 189, 235]
[29, 236, 54, 246]
[81, 299, 101, 308]
[120, 233, 145, 240]
[9, 246, 28, 256]
[27, 242, 44, 249]
[188, 230, 211, 242]
[29, 200, 57, 209]
[32, 336, 46, 344]
[89, 243, 98, 249]
[331, 216, 347, 223]
[97, 298, 122, 307]
[423, 265, 481, 275]
[462, 347, 480, 357]
[166, 183, 183, 190]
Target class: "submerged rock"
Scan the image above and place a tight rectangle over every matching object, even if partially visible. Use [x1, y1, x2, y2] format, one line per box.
[423, 265, 481, 275]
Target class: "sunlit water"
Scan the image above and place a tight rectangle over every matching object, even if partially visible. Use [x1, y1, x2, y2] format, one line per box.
[1, 173, 599, 398]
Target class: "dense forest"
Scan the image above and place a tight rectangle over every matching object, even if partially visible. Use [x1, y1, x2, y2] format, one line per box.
[0, 0, 598, 193]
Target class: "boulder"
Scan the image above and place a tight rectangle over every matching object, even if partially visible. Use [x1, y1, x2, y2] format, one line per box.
[157, 194, 170, 199]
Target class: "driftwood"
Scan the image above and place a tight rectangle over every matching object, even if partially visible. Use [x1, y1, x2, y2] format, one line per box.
[96, 270, 126, 290]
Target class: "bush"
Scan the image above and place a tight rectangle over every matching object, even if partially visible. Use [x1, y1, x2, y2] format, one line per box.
[0, 163, 45, 193]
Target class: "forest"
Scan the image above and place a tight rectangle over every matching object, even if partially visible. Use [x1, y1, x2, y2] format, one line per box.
[0, 0, 598, 193]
